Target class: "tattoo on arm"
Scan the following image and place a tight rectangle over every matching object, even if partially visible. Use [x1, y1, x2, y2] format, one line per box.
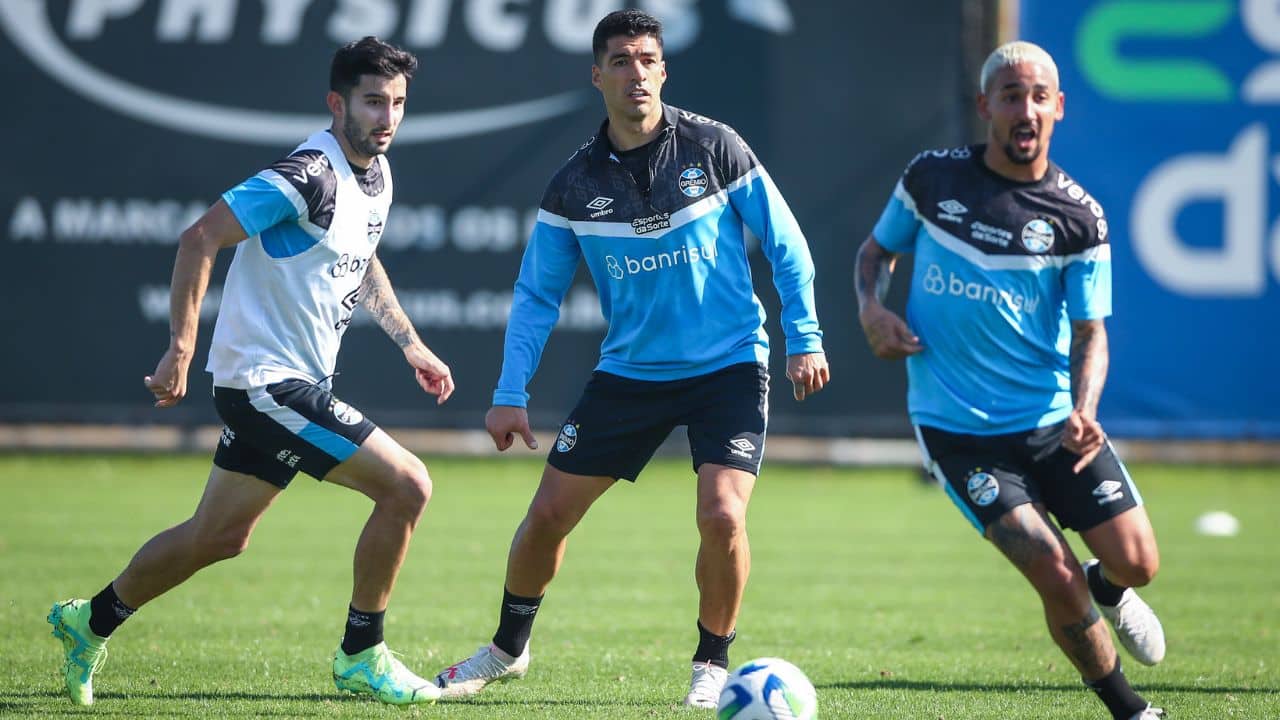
[854, 237, 896, 311]
[1070, 319, 1109, 417]
[360, 255, 421, 349]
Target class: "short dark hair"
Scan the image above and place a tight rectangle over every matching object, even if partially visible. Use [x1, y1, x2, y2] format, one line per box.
[330, 36, 418, 97]
[591, 9, 663, 64]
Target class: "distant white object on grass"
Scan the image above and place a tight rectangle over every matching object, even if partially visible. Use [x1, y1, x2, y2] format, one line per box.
[1195, 511, 1240, 537]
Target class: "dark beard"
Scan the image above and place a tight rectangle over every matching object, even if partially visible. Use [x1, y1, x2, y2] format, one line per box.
[1002, 140, 1039, 166]
[343, 115, 384, 158]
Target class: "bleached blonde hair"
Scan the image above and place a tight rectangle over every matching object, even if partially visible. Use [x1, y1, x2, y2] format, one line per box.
[979, 41, 1059, 92]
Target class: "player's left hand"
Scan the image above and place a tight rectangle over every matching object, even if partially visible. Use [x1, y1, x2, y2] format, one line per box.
[404, 344, 454, 404]
[1063, 408, 1105, 473]
[786, 352, 830, 402]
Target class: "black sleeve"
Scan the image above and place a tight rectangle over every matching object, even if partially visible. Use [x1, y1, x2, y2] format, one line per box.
[263, 149, 337, 230]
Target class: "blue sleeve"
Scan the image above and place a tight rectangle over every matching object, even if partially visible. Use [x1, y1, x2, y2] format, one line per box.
[728, 168, 824, 355]
[872, 180, 921, 253]
[1064, 246, 1113, 320]
[493, 210, 582, 407]
[221, 174, 302, 237]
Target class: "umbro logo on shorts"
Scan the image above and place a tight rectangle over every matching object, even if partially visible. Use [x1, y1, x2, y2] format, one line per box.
[727, 437, 756, 460]
[1092, 480, 1124, 505]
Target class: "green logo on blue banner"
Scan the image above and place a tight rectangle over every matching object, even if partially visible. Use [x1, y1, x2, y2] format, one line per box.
[1077, 0, 1234, 101]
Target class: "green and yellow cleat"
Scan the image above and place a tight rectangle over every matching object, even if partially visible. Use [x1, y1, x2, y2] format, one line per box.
[333, 642, 441, 705]
[47, 599, 109, 706]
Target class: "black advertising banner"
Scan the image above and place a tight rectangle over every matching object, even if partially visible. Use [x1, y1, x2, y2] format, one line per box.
[2, 1, 974, 436]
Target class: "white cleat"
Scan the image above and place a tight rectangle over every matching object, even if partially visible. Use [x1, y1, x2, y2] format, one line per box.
[1130, 705, 1165, 719]
[433, 643, 529, 698]
[683, 661, 729, 709]
[1085, 560, 1167, 666]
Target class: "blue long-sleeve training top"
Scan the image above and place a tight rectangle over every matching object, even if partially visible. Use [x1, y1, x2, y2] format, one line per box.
[494, 103, 823, 408]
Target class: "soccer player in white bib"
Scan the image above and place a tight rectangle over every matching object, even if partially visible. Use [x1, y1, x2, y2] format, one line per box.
[47, 37, 451, 707]
[856, 42, 1165, 720]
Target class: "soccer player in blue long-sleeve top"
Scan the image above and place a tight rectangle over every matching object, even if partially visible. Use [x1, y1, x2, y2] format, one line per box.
[433, 9, 829, 708]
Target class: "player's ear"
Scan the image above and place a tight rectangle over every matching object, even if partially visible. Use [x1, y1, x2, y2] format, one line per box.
[326, 90, 345, 118]
[976, 92, 992, 121]
[591, 64, 602, 90]
[1056, 90, 1065, 120]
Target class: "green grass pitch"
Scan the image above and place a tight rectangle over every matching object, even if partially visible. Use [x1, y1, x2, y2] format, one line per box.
[1, 454, 1277, 718]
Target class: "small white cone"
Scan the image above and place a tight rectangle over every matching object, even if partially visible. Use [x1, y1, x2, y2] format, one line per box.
[1194, 510, 1240, 537]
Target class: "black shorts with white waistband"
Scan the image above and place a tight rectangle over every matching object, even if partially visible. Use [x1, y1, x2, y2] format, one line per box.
[915, 421, 1142, 533]
[548, 362, 769, 482]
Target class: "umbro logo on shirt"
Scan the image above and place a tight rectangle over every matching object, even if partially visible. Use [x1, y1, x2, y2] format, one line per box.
[587, 196, 615, 218]
[937, 199, 968, 223]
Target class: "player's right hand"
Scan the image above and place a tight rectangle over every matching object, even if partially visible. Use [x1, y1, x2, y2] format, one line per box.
[859, 304, 923, 360]
[144, 348, 191, 408]
[1063, 409, 1106, 473]
[485, 405, 539, 452]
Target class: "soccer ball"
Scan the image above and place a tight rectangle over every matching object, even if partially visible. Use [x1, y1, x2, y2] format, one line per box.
[717, 657, 817, 720]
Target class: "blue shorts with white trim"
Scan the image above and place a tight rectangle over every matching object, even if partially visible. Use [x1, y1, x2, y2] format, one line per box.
[213, 379, 377, 488]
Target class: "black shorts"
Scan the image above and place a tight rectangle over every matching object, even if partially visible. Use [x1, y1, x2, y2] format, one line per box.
[915, 422, 1143, 533]
[212, 379, 377, 489]
[548, 362, 769, 482]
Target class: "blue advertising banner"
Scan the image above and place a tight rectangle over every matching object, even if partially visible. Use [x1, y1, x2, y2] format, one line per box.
[1022, 0, 1280, 437]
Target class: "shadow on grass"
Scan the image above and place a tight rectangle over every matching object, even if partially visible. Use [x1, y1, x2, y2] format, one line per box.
[818, 679, 1279, 695]
[2, 690, 663, 712]
[2, 690, 359, 716]
[3, 690, 356, 702]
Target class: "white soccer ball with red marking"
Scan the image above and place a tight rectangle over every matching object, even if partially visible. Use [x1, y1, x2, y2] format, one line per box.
[717, 657, 817, 720]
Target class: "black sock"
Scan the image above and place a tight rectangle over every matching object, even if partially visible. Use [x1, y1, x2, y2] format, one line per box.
[341, 606, 385, 656]
[1087, 562, 1127, 606]
[492, 588, 542, 658]
[88, 582, 135, 638]
[692, 620, 736, 669]
[1085, 659, 1149, 719]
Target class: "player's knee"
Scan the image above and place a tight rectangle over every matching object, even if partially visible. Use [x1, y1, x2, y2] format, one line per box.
[197, 527, 252, 563]
[1028, 555, 1078, 594]
[995, 530, 1075, 593]
[524, 496, 579, 538]
[392, 456, 432, 520]
[696, 502, 747, 544]
[1110, 548, 1160, 587]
